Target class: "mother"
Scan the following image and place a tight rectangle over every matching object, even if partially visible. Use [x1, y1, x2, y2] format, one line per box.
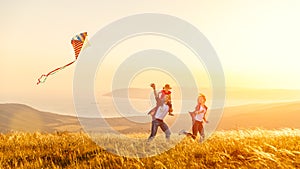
[189, 93, 208, 142]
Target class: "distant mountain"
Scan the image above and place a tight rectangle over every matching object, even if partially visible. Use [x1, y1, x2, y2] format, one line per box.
[103, 88, 153, 99]
[103, 87, 300, 101]
[102, 87, 209, 99]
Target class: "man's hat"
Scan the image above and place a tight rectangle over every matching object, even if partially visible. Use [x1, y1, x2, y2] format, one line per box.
[163, 84, 172, 89]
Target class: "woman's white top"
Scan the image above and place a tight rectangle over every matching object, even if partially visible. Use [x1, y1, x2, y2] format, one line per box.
[194, 105, 206, 122]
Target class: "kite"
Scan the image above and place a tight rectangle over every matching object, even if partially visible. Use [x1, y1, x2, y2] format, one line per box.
[37, 32, 88, 85]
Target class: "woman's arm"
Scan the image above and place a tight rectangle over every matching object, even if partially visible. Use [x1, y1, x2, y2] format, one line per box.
[203, 106, 208, 122]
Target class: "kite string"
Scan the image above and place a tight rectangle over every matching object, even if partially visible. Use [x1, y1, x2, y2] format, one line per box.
[37, 60, 76, 85]
[36, 32, 87, 85]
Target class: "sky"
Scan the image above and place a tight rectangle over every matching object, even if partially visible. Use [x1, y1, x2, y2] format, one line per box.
[1, 0, 300, 116]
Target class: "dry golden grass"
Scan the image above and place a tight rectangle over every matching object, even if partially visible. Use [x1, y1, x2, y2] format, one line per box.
[0, 128, 299, 168]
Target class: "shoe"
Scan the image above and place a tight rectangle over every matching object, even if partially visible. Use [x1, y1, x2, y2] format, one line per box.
[147, 137, 154, 143]
[199, 137, 204, 143]
[169, 113, 174, 116]
[179, 129, 187, 135]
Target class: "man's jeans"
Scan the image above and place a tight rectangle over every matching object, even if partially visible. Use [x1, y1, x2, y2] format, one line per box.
[148, 119, 171, 141]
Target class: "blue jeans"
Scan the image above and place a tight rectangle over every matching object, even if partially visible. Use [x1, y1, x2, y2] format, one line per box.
[148, 119, 171, 141]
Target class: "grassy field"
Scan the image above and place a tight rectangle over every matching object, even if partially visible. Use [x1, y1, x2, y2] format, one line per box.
[0, 128, 299, 168]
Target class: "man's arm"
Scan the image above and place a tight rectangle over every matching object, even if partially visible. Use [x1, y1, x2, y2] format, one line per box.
[150, 83, 159, 99]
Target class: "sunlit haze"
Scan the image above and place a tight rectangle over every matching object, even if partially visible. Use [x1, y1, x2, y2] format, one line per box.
[1, 1, 300, 116]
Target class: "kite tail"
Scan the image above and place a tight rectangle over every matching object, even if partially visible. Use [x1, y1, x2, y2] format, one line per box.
[37, 60, 76, 85]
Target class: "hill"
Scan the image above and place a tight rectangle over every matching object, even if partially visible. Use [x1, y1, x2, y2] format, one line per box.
[218, 101, 300, 130]
[0, 103, 81, 132]
[0, 101, 300, 133]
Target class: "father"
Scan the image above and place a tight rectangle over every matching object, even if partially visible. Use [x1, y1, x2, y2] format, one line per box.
[148, 83, 171, 141]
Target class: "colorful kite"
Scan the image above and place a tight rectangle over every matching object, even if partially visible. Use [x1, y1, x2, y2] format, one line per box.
[37, 32, 88, 85]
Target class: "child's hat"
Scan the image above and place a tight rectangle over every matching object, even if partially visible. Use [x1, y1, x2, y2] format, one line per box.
[163, 84, 172, 89]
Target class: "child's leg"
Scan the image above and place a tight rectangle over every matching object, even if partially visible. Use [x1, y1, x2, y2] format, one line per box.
[168, 102, 173, 112]
[167, 101, 174, 115]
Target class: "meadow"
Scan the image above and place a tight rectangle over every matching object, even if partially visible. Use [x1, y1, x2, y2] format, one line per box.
[0, 128, 299, 168]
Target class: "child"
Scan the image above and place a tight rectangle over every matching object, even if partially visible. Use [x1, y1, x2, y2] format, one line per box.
[158, 84, 174, 116]
[148, 83, 174, 116]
